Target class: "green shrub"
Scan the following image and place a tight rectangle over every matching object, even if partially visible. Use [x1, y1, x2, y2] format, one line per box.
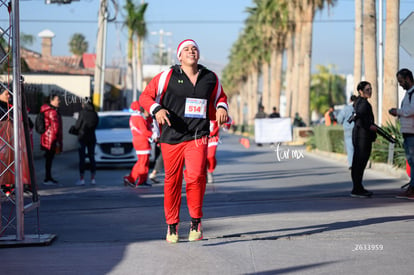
[371, 121, 406, 168]
[313, 125, 344, 153]
[311, 122, 405, 169]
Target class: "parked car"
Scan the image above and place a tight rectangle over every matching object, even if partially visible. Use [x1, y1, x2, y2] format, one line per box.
[94, 111, 155, 165]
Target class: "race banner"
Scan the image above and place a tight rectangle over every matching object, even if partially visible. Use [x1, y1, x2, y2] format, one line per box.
[254, 118, 292, 143]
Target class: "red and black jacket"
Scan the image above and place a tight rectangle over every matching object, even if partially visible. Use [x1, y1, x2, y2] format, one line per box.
[139, 64, 228, 144]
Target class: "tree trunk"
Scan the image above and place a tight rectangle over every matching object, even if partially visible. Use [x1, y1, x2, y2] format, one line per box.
[270, 48, 284, 115]
[229, 95, 239, 127]
[382, 0, 399, 125]
[363, 0, 378, 120]
[291, 6, 302, 119]
[298, 4, 314, 125]
[246, 74, 255, 125]
[251, 69, 259, 118]
[354, 0, 363, 88]
[284, 28, 294, 118]
[261, 61, 270, 112]
[240, 84, 247, 127]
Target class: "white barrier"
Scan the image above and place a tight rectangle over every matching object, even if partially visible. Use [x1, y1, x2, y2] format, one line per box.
[254, 118, 292, 143]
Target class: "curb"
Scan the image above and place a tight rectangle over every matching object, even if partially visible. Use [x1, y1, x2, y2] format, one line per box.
[309, 149, 409, 180]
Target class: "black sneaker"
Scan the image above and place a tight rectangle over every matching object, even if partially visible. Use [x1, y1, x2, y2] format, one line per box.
[350, 189, 373, 198]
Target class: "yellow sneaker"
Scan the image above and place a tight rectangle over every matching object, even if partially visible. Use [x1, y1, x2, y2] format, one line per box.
[188, 219, 203, 242]
[166, 224, 178, 244]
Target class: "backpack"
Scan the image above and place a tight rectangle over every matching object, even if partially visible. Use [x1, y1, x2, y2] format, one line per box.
[35, 112, 46, 134]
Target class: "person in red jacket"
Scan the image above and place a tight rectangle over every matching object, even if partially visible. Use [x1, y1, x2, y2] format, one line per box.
[123, 101, 154, 188]
[206, 118, 232, 183]
[40, 93, 63, 185]
[139, 39, 229, 243]
[207, 120, 220, 183]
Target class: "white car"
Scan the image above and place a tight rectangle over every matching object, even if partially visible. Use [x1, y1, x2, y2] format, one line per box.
[95, 111, 156, 165]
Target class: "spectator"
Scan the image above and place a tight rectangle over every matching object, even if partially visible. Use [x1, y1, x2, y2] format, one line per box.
[389, 68, 414, 200]
[293, 112, 306, 127]
[255, 105, 267, 119]
[0, 88, 14, 193]
[337, 95, 357, 169]
[40, 93, 63, 185]
[350, 81, 377, 198]
[72, 99, 99, 186]
[324, 106, 337, 126]
[269, 106, 280, 118]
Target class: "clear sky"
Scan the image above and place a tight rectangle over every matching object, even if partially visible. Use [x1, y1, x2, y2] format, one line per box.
[9, 0, 414, 75]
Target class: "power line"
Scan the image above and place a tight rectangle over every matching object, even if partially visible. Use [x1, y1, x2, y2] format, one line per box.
[0, 18, 361, 24]
[3, 18, 412, 24]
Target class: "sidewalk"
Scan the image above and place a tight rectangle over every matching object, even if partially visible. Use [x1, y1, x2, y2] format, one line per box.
[1, 133, 413, 275]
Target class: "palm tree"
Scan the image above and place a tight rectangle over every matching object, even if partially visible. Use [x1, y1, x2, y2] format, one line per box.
[222, 0, 337, 126]
[20, 33, 35, 48]
[296, 0, 337, 125]
[245, 0, 289, 117]
[382, 0, 399, 125]
[354, 0, 363, 87]
[290, 2, 303, 119]
[222, 35, 248, 127]
[363, 0, 378, 120]
[124, 0, 148, 102]
[133, 2, 148, 98]
[284, 1, 296, 117]
[69, 33, 88, 56]
[268, 0, 288, 115]
[310, 64, 346, 117]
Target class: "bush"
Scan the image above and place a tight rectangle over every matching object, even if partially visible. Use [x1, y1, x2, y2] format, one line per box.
[311, 122, 405, 169]
[371, 121, 406, 168]
[312, 125, 345, 153]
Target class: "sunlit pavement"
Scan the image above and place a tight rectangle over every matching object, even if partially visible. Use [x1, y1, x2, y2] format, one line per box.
[1, 132, 413, 275]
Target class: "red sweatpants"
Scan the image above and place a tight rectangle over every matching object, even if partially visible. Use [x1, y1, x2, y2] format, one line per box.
[161, 138, 208, 225]
[130, 153, 149, 185]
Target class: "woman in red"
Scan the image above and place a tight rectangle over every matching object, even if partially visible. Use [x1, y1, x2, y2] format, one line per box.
[123, 101, 154, 187]
[40, 93, 63, 185]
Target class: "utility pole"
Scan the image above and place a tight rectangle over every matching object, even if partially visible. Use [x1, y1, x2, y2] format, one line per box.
[378, 0, 383, 125]
[150, 29, 172, 65]
[93, 0, 107, 111]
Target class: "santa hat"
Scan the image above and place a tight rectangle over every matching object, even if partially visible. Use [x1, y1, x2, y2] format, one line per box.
[176, 39, 199, 60]
[130, 101, 141, 111]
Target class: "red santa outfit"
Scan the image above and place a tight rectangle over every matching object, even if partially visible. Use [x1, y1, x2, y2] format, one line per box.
[207, 118, 232, 184]
[124, 101, 154, 187]
[207, 120, 220, 174]
[139, 57, 229, 226]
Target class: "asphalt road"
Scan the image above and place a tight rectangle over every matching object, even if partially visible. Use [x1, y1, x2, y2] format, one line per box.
[1, 132, 413, 275]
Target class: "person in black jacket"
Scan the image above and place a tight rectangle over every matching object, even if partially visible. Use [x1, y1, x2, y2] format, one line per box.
[350, 81, 377, 198]
[73, 99, 99, 185]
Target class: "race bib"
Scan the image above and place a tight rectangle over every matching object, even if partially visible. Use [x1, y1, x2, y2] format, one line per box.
[184, 98, 207, 118]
